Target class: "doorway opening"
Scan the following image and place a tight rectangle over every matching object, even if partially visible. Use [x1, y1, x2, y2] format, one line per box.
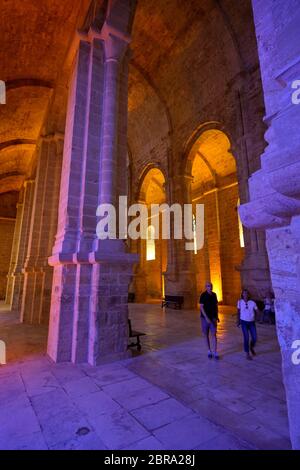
[188, 129, 244, 305]
[134, 167, 167, 303]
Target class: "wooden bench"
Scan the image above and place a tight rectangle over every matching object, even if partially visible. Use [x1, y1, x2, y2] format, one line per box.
[161, 295, 184, 310]
[127, 319, 146, 352]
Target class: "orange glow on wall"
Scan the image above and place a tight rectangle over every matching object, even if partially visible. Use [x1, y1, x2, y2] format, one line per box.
[237, 200, 245, 248]
[212, 277, 223, 303]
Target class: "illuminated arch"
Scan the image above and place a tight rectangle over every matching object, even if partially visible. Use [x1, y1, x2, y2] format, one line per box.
[186, 127, 243, 305]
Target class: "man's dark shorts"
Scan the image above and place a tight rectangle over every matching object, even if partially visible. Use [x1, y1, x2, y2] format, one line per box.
[201, 317, 217, 335]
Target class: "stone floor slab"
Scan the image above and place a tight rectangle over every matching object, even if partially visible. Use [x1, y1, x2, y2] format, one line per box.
[0, 405, 42, 448]
[131, 398, 193, 430]
[111, 385, 169, 411]
[87, 409, 150, 449]
[102, 376, 154, 398]
[153, 415, 221, 450]
[62, 376, 100, 398]
[50, 431, 107, 450]
[124, 436, 165, 450]
[73, 390, 121, 417]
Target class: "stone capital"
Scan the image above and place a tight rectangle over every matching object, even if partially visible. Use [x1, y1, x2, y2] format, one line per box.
[239, 154, 300, 230]
[102, 30, 130, 63]
[172, 173, 194, 182]
[40, 132, 64, 143]
[79, 20, 131, 62]
[23, 179, 35, 188]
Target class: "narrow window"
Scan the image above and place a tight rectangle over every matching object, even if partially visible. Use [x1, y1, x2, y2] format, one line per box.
[193, 214, 197, 254]
[146, 225, 156, 260]
[237, 199, 245, 248]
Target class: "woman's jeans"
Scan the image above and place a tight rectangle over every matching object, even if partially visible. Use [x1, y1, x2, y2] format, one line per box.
[241, 320, 257, 353]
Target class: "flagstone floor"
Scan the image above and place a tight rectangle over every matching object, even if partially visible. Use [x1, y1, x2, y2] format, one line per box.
[0, 302, 291, 450]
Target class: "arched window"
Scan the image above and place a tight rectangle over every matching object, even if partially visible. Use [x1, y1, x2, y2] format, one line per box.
[146, 225, 156, 261]
[237, 199, 245, 248]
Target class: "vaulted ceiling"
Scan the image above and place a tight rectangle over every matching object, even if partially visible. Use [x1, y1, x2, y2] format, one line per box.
[190, 130, 236, 195]
[0, 0, 91, 196]
[128, 0, 260, 181]
[0, 0, 258, 200]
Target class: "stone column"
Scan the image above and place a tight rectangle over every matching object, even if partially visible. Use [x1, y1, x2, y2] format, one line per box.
[131, 197, 147, 303]
[164, 174, 197, 309]
[20, 135, 63, 325]
[11, 180, 35, 312]
[240, 0, 300, 448]
[48, 6, 137, 365]
[208, 189, 223, 302]
[5, 197, 24, 307]
[230, 70, 272, 299]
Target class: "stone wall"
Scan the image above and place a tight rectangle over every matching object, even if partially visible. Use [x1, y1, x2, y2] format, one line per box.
[0, 218, 15, 299]
[0, 192, 18, 300]
[194, 184, 243, 305]
[129, 0, 265, 183]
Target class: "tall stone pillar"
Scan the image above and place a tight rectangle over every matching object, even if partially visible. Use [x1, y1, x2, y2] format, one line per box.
[11, 180, 35, 312]
[20, 135, 63, 325]
[230, 65, 272, 299]
[164, 174, 197, 309]
[5, 197, 24, 307]
[208, 189, 223, 302]
[48, 3, 137, 365]
[130, 197, 147, 303]
[240, 0, 300, 448]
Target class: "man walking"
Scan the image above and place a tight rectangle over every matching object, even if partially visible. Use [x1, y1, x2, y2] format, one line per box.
[200, 282, 219, 359]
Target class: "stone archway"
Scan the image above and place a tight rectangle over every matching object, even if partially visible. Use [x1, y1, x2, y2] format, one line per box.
[187, 128, 244, 306]
[133, 167, 168, 303]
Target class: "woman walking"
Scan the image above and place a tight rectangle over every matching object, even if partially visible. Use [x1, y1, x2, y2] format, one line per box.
[237, 289, 258, 360]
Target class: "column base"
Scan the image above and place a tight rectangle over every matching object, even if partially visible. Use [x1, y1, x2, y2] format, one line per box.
[47, 249, 138, 365]
[5, 273, 14, 307]
[11, 272, 24, 312]
[21, 266, 53, 325]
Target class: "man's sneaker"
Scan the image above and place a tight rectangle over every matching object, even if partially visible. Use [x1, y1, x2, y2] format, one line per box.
[214, 353, 220, 360]
[246, 353, 253, 360]
[208, 351, 213, 359]
[250, 346, 256, 356]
